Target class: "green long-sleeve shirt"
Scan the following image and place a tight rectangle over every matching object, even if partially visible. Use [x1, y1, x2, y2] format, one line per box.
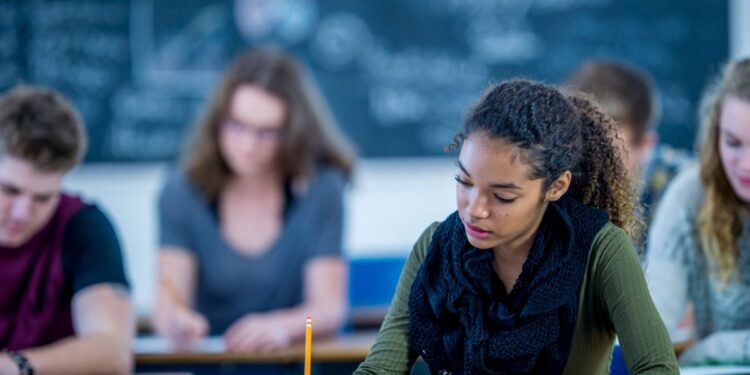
[355, 222, 679, 374]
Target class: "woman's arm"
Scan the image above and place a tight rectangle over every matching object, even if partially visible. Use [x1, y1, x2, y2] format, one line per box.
[645, 167, 698, 343]
[153, 248, 208, 343]
[154, 174, 209, 342]
[354, 223, 438, 375]
[224, 256, 348, 351]
[596, 225, 680, 374]
[645, 258, 690, 341]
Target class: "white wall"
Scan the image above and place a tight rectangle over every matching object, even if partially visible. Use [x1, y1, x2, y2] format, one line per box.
[731, 0, 750, 59]
[62, 158, 456, 317]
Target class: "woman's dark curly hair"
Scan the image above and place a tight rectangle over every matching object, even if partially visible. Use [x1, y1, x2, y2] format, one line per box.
[449, 79, 642, 242]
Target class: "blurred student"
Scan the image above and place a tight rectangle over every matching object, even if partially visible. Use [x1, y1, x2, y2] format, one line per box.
[568, 60, 692, 225]
[0, 86, 133, 375]
[153, 48, 355, 351]
[647, 58, 750, 365]
[355, 80, 678, 374]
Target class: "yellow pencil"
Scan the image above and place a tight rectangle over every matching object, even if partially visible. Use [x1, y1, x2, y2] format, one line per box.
[305, 317, 312, 375]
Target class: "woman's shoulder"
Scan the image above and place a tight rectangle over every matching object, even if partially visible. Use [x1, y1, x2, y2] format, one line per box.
[590, 222, 632, 255]
[160, 168, 205, 204]
[294, 165, 347, 196]
[656, 164, 704, 219]
[311, 165, 347, 188]
[645, 164, 704, 261]
[419, 221, 441, 243]
[413, 222, 441, 261]
[585, 222, 641, 274]
[584, 223, 643, 287]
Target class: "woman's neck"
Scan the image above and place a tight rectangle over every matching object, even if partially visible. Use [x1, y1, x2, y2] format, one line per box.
[492, 229, 536, 266]
[494, 204, 547, 261]
[227, 171, 283, 193]
[491, 203, 548, 291]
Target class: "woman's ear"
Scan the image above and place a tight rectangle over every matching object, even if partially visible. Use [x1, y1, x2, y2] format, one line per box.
[545, 170, 572, 202]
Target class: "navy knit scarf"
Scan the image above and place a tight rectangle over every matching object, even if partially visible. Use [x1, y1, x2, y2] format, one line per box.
[408, 195, 609, 374]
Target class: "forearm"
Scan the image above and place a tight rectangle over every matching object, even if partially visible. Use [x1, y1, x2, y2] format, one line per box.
[155, 247, 198, 330]
[354, 225, 436, 375]
[274, 257, 349, 342]
[270, 300, 347, 342]
[223, 256, 347, 352]
[30, 284, 137, 375]
[0, 353, 21, 375]
[153, 286, 188, 331]
[645, 258, 689, 338]
[23, 334, 131, 375]
[354, 300, 414, 375]
[599, 226, 679, 373]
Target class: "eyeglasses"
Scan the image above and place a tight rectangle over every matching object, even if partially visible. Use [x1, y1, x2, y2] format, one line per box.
[220, 119, 284, 142]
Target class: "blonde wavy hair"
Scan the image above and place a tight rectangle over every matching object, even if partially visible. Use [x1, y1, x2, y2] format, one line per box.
[697, 58, 750, 283]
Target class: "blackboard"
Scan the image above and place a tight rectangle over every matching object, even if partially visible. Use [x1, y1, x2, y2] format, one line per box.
[0, 0, 729, 161]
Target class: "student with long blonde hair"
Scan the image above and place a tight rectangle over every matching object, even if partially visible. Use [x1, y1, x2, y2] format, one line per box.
[647, 58, 750, 365]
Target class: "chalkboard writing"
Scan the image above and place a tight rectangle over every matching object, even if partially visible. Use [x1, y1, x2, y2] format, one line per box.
[0, 0, 729, 161]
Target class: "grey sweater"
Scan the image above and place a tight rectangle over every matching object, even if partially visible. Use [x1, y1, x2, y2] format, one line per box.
[158, 167, 346, 334]
[646, 166, 750, 365]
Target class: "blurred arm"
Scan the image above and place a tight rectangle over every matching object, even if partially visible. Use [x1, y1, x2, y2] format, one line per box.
[153, 247, 208, 341]
[22, 284, 134, 375]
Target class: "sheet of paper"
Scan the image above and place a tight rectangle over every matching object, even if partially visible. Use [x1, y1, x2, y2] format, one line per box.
[680, 366, 750, 375]
[133, 335, 226, 353]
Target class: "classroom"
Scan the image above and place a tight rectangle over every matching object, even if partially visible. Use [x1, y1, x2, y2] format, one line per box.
[0, 1, 749, 374]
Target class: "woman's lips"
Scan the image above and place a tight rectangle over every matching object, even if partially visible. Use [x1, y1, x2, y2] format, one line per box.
[465, 222, 491, 239]
[737, 175, 750, 186]
[3, 223, 26, 235]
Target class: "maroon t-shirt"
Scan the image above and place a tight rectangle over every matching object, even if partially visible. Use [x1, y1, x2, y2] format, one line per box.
[0, 194, 129, 350]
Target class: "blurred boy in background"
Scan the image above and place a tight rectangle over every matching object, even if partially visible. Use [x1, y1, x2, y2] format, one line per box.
[568, 59, 693, 227]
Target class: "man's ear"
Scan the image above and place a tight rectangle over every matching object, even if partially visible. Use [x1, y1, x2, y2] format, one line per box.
[545, 170, 572, 202]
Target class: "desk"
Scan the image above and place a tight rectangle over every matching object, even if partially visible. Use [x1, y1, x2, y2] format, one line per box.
[134, 331, 377, 375]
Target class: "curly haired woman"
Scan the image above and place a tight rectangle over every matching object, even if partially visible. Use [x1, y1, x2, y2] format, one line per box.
[355, 79, 678, 374]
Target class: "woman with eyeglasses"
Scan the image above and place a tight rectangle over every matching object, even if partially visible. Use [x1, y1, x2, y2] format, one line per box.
[153, 48, 355, 351]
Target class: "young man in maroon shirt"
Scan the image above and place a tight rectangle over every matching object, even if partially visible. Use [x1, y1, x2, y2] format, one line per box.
[0, 85, 133, 375]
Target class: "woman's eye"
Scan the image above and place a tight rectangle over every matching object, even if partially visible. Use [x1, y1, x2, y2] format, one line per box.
[454, 175, 471, 187]
[727, 139, 742, 148]
[494, 195, 516, 204]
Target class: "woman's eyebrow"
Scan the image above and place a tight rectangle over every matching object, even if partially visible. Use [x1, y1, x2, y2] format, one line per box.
[456, 160, 522, 190]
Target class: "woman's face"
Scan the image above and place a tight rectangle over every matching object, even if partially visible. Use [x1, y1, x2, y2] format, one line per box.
[219, 84, 286, 177]
[455, 132, 550, 252]
[719, 95, 750, 202]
